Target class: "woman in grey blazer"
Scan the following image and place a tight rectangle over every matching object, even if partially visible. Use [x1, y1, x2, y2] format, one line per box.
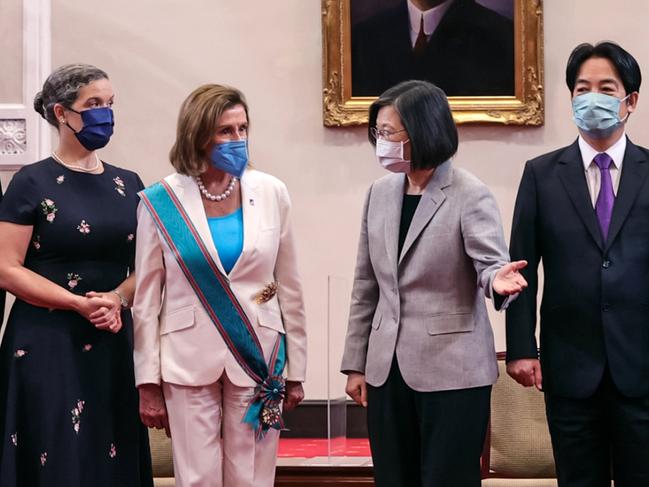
[341, 80, 527, 487]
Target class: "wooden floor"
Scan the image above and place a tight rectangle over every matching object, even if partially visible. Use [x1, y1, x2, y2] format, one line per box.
[275, 465, 375, 486]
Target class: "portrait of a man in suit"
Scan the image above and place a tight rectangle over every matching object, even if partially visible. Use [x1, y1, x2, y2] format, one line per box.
[351, 0, 514, 97]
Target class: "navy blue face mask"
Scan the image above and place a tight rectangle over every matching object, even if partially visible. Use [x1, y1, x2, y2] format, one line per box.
[209, 140, 249, 178]
[66, 106, 114, 151]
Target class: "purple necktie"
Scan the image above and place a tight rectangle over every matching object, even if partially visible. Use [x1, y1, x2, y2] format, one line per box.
[594, 152, 615, 241]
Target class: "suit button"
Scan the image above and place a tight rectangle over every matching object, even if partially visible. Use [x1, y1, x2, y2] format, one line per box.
[602, 260, 611, 268]
[602, 304, 610, 312]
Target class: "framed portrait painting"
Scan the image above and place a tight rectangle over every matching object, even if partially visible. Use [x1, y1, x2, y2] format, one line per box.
[322, 0, 544, 126]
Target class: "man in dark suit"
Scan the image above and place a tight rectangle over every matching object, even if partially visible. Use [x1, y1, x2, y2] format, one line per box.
[506, 41, 649, 487]
[351, 0, 514, 97]
[0, 181, 4, 326]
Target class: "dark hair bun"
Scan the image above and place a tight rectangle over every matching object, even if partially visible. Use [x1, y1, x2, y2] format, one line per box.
[33, 92, 46, 118]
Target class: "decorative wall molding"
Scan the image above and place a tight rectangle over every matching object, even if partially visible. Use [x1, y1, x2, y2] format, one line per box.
[0, 119, 27, 155]
[0, 0, 51, 169]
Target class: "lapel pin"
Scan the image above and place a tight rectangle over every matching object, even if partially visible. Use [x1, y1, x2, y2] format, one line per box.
[254, 281, 279, 304]
[249, 198, 255, 206]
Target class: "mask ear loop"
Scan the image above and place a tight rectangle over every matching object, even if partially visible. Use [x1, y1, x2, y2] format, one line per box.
[61, 106, 82, 134]
[64, 121, 80, 134]
[401, 139, 411, 162]
[620, 93, 634, 123]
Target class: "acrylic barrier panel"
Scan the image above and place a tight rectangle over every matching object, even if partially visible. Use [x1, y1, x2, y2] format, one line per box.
[327, 275, 351, 458]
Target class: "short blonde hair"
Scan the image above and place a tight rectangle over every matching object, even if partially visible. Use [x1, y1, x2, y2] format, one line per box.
[169, 84, 249, 176]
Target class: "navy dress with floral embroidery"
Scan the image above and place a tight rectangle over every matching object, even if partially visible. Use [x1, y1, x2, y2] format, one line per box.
[0, 158, 153, 486]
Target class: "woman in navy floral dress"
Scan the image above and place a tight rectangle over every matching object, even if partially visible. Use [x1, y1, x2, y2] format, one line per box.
[0, 64, 152, 486]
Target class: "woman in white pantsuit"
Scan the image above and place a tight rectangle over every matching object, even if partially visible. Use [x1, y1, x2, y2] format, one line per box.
[133, 84, 307, 487]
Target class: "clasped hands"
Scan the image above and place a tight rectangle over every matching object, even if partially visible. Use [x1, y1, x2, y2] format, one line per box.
[74, 291, 123, 333]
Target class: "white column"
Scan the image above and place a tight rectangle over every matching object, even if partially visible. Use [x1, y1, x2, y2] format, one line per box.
[0, 0, 51, 169]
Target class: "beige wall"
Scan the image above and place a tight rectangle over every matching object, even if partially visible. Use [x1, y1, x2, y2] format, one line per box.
[3, 0, 649, 398]
[0, 0, 23, 104]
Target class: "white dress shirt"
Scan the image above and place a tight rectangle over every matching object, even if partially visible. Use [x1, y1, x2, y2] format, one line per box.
[578, 134, 626, 207]
[407, 0, 454, 47]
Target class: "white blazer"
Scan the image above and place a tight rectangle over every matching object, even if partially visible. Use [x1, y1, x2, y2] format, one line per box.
[132, 169, 307, 388]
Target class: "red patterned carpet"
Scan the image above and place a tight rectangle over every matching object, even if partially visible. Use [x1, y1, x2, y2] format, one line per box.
[278, 438, 371, 458]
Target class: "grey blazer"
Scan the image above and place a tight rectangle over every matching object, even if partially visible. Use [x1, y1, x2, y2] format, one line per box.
[340, 161, 509, 391]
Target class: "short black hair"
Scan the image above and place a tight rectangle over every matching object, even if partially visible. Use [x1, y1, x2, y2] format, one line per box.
[368, 80, 458, 170]
[566, 41, 642, 94]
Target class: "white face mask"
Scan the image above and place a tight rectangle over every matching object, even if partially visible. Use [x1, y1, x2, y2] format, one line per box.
[376, 138, 411, 173]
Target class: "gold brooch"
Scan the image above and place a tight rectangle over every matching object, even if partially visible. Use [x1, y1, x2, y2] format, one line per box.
[254, 281, 279, 304]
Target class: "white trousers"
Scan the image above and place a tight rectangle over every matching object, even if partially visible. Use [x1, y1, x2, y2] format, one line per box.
[163, 374, 280, 487]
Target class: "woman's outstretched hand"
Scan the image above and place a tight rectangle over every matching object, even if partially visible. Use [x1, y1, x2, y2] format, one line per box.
[493, 260, 528, 296]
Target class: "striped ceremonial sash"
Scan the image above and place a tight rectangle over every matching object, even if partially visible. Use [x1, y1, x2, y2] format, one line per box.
[141, 180, 286, 438]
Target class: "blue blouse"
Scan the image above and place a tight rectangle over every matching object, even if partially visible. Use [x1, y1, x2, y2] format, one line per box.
[207, 208, 243, 274]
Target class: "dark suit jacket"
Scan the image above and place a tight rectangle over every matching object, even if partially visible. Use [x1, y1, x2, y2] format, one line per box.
[351, 0, 514, 97]
[0, 181, 4, 326]
[506, 138, 649, 399]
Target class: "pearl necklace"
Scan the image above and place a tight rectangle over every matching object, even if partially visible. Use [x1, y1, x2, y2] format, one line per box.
[52, 151, 102, 173]
[196, 176, 237, 202]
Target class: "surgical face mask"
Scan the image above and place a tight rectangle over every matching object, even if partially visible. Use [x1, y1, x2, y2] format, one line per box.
[66, 106, 114, 151]
[209, 140, 249, 178]
[376, 138, 411, 173]
[572, 92, 630, 139]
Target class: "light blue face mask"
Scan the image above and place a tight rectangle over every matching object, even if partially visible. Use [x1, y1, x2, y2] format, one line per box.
[572, 92, 630, 139]
[209, 140, 249, 178]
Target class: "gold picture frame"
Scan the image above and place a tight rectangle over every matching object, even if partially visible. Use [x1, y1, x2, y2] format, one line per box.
[322, 0, 544, 126]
